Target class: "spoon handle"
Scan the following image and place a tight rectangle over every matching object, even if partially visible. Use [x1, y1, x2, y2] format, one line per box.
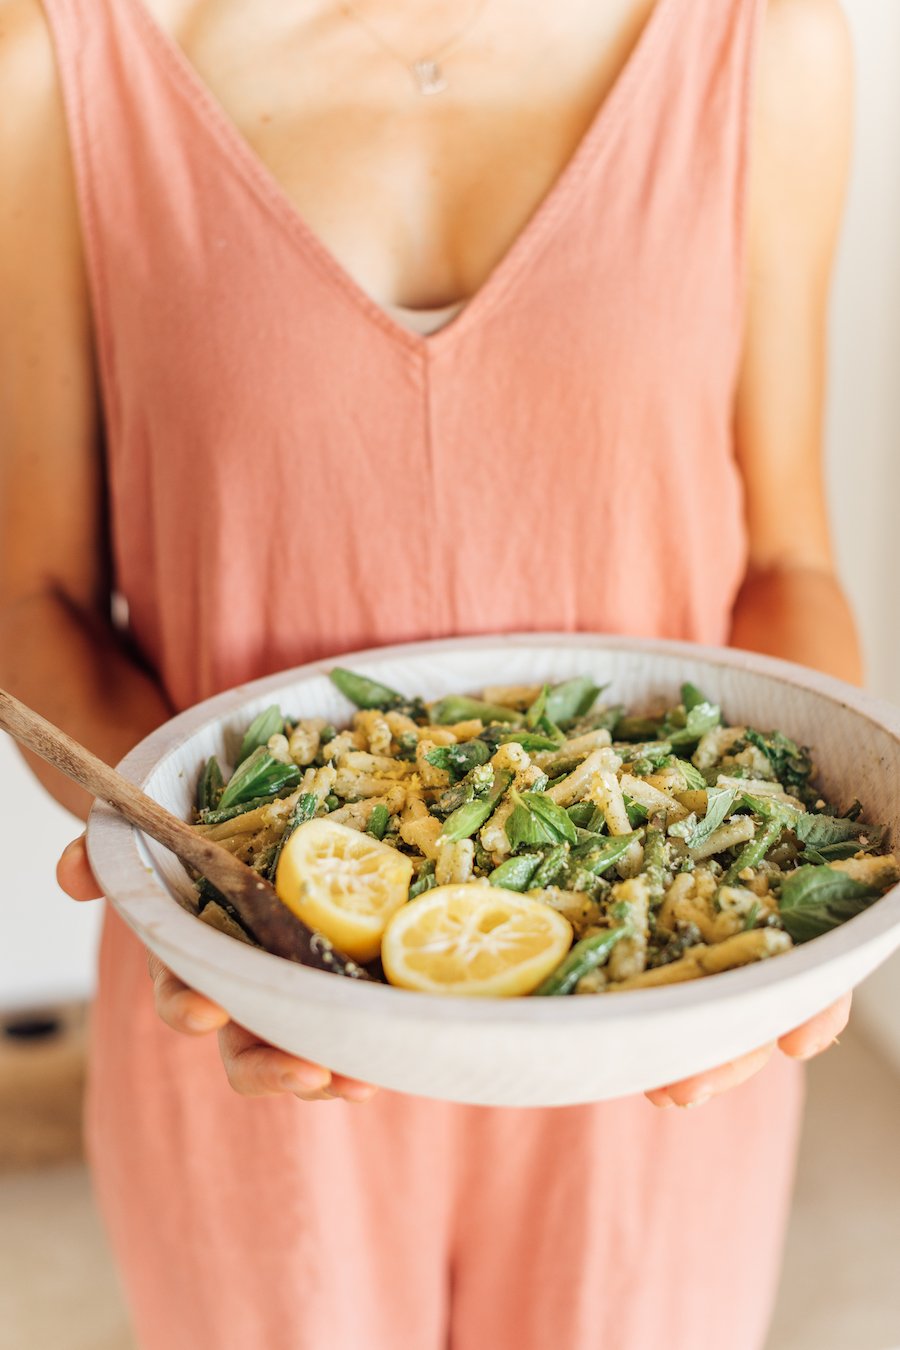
[0, 688, 372, 979]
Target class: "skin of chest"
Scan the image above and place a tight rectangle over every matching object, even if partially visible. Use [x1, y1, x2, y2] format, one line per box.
[145, 0, 657, 307]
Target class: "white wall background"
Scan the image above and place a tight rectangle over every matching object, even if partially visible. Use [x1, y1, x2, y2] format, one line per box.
[1, 1, 899, 1035]
[830, 0, 900, 1069]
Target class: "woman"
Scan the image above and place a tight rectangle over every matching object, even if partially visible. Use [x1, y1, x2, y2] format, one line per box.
[1, 0, 857, 1345]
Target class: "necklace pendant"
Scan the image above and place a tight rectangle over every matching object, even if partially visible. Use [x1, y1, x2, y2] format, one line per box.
[411, 60, 447, 95]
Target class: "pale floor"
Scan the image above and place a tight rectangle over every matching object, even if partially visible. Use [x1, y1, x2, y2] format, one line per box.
[0, 1025, 898, 1350]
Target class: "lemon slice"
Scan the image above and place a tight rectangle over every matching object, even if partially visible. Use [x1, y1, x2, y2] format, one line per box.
[381, 884, 573, 997]
[275, 818, 413, 963]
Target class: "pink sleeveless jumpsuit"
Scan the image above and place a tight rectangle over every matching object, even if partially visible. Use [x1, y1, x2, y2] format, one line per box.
[41, 0, 804, 1345]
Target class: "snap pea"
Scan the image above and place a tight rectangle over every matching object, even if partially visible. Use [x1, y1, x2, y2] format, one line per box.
[544, 676, 603, 727]
[429, 695, 521, 726]
[330, 667, 405, 710]
[534, 926, 630, 996]
[615, 714, 666, 741]
[488, 853, 542, 892]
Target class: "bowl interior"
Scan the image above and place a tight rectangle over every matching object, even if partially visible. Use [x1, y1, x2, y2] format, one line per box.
[91, 633, 900, 1021]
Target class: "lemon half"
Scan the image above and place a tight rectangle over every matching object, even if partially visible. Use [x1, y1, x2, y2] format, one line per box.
[382, 884, 573, 997]
[274, 818, 413, 963]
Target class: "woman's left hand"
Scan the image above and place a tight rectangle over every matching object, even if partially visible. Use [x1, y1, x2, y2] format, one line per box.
[645, 993, 851, 1108]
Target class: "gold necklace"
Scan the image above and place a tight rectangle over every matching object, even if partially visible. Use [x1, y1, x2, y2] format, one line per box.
[338, 0, 491, 96]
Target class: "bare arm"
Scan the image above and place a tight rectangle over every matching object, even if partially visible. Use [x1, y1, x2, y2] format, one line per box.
[0, 0, 172, 819]
[730, 0, 859, 684]
[650, 0, 858, 1107]
[1, 1, 372, 1102]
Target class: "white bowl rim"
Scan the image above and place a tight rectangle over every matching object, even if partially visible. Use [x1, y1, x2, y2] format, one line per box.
[87, 631, 900, 1026]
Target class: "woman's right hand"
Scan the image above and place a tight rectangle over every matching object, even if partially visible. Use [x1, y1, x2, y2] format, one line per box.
[57, 836, 377, 1104]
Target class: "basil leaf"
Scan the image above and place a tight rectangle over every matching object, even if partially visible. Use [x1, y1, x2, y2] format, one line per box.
[544, 676, 603, 726]
[623, 795, 649, 827]
[218, 746, 301, 811]
[504, 791, 578, 850]
[424, 739, 492, 781]
[778, 865, 883, 943]
[488, 853, 542, 892]
[430, 695, 521, 725]
[744, 728, 813, 798]
[675, 758, 707, 790]
[330, 668, 405, 711]
[668, 701, 721, 747]
[670, 787, 737, 850]
[237, 705, 284, 766]
[794, 812, 886, 850]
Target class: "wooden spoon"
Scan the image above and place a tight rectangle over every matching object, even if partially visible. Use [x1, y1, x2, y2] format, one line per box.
[0, 688, 372, 981]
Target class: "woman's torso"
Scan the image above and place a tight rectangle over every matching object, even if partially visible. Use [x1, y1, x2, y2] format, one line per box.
[41, 0, 757, 709]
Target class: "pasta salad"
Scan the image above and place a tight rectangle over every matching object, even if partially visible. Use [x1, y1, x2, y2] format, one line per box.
[189, 669, 897, 997]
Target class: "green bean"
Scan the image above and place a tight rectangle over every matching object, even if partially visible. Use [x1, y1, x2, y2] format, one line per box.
[196, 755, 224, 812]
[199, 792, 286, 825]
[530, 842, 570, 889]
[642, 823, 667, 907]
[267, 793, 318, 881]
[572, 831, 642, 877]
[722, 811, 787, 885]
[534, 926, 630, 996]
[409, 861, 436, 900]
[440, 770, 513, 842]
[367, 804, 390, 840]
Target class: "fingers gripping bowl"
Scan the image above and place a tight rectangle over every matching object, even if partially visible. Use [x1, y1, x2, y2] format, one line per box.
[87, 635, 900, 1107]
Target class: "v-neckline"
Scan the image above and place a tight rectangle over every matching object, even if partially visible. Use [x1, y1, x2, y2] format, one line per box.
[124, 0, 677, 356]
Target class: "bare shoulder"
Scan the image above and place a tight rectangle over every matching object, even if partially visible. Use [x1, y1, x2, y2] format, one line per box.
[0, 0, 60, 147]
[0, 0, 86, 309]
[752, 0, 853, 260]
[758, 0, 852, 152]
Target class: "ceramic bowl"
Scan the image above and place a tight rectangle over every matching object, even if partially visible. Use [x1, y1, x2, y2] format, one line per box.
[86, 634, 900, 1107]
